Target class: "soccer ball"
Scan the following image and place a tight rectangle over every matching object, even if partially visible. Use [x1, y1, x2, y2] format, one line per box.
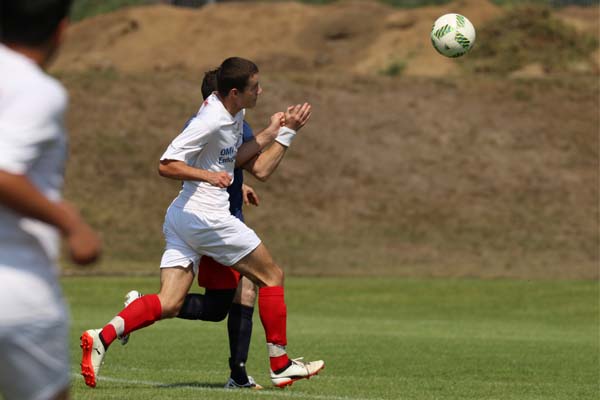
[430, 13, 476, 58]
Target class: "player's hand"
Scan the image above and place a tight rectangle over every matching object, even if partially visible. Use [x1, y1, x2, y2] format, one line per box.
[269, 112, 285, 130]
[207, 171, 232, 188]
[242, 184, 260, 206]
[58, 201, 102, 266]
[284, 103, 311, 131]
[262, 112, 285, 142]
[67, 222, 102, 265]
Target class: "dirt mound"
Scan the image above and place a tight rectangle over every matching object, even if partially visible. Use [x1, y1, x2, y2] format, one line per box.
[53, 0, 599, 77]
[54, 1, 316, 73]
[53, 1, 599, 279]
[52, 0, 503, 76]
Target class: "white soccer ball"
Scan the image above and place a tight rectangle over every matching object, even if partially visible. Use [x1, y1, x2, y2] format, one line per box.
[430, 13, 476, 58]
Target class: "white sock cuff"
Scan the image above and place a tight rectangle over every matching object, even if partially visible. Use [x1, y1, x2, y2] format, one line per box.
[109, 316, 125, 338]
[267, 343, 287, 357]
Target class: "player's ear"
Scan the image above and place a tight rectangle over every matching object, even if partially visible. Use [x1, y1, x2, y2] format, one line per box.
[230, 88, 239, 98]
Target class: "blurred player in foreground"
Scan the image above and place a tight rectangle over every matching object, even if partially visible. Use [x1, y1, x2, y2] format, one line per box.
[80, 57, 324, 389]
[0, 1, 102, 399]
[122, 68, 310, 389]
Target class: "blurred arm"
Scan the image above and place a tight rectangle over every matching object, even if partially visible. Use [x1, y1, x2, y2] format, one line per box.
[0, 170, 74, 233]
[0, 170, 101, 264]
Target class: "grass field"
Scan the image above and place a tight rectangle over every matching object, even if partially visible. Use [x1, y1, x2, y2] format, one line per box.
[64, 276, 599, 399]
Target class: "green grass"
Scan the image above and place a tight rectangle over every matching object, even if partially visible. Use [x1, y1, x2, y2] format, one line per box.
[64, 276, 599, 399]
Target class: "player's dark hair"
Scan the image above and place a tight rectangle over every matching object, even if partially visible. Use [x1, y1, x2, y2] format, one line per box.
[216, 57, 259, 98]
[201, 69, 218, 100]
[0, 0, 72, 46]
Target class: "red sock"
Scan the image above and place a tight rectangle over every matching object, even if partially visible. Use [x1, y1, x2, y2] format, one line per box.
[258, 286, 290, 371]
[100, 294, 162, 348]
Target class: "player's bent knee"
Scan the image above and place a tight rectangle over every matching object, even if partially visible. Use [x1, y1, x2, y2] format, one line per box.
[202, 298, 231, 322]
[158, 264, 195, 318]
[201, 289, 235, 321]
[262, 263, 284, 287]
[158, 295, 185, 318]
[234, 248, 285, 287]
[161, 304, 182, 319]
[203, 305, 230, 322]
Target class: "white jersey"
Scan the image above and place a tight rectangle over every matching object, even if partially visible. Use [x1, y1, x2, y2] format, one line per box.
[0, 44, 68, 324]
[161, 93, 244, 215]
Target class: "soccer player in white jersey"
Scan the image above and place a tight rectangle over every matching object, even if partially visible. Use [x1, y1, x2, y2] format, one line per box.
[0, 1, 102, 400]
[122, 69, 313, 389]
[80, 57, 324, 389]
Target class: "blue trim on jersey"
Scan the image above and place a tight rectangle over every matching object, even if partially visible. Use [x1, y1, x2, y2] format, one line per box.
[228, 120, 254, 221]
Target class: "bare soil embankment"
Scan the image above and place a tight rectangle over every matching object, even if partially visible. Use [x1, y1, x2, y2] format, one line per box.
[55, 1, 599, 279]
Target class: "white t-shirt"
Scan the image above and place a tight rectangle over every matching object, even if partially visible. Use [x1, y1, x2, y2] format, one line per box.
[161, 93, 244, 215]
[0, 44, 68, 323]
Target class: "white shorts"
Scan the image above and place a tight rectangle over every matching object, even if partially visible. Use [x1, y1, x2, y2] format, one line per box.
[0, 317, 70, 400]
[160, 205, 261, 272]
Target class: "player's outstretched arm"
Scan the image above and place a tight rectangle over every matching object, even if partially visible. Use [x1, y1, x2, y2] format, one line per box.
[158, 160, 232, 188]
[0, 170, 101, 265]
[243, 103, 312, 181]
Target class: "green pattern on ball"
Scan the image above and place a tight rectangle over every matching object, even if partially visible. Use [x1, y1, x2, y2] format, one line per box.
[431, 37, 445, 55]
[456, 14, 465, 28]
[455, 31, 471, 50]
[433, 24, 453, 39]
